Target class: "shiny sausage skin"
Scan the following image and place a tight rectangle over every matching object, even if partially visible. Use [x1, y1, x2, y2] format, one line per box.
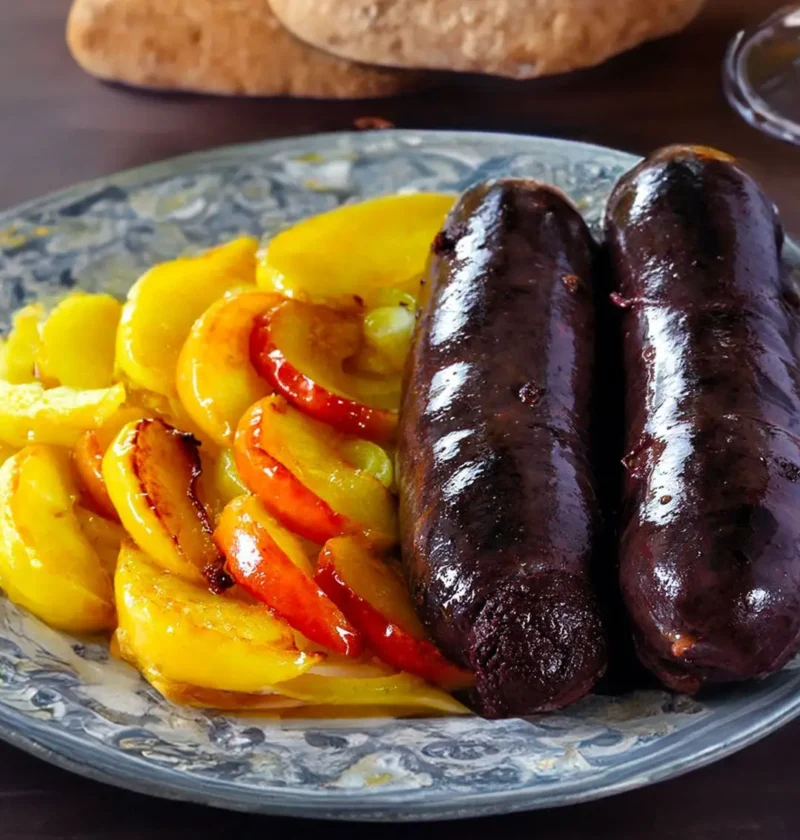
[397, 179, 608, 717]
[605, 145, 800, 692]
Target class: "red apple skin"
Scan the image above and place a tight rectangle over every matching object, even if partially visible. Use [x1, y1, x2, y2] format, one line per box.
[315, 548, 473, 689]
[215, 500, 362, 658]
[234, 401, 349, 545]
[250, 312, 397, 443]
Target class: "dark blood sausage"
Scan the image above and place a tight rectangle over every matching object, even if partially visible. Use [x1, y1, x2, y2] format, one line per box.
[605, 145, 800, 693]
[397, 179, 608, 717]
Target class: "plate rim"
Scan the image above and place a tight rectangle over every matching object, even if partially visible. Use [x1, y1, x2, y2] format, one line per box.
[0, 128, 640, 222]
[1, 128, 798, 821]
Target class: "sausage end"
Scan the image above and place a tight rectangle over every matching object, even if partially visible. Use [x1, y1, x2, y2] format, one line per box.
[468, 571, 607, 717]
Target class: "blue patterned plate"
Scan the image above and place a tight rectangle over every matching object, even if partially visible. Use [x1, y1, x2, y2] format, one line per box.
[1, 131, 799, 821]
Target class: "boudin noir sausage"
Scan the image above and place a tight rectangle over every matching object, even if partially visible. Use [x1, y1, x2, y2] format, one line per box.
[397, 179, 607, 717]
[605, 145, 800, 692]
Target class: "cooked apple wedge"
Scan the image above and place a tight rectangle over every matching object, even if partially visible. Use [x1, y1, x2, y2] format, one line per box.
[176, 289, 279, 446]
[114, 542, 319, 691]
[215, 495, 362, 657]
[0, 446, 114, 632]
[2, 303, 43, 384]
[0, 379, 126, 448]
[235, 396, 397, 547]
[272, 672, 469, 715]
[257, 193, 454, 309]
[116, 236, 258, 397]
[250, 300, 399, 442]
[72, 406, 148, 521]
[102, 417, 220, 584]
[316, 538, 473, 689]
[74, 505, 126, 575]
[37, 293, 121, 389]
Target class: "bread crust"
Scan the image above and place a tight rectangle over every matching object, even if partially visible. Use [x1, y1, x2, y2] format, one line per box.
[268, 0, 705, 79]
[66, 0, 420, 98]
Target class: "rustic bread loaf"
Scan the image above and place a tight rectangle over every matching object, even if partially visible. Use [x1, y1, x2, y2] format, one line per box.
[268, 0, 705, 80]
[66, 0, 420, 98]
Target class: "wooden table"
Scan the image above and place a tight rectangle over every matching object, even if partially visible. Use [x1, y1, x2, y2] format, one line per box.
[1, 1, 799, 837]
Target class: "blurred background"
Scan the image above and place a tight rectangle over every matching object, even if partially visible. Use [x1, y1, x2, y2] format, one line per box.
[1, 0, 798, 231]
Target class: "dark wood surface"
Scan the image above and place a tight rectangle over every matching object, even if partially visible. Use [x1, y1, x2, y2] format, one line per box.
[1, 1, 800, 837]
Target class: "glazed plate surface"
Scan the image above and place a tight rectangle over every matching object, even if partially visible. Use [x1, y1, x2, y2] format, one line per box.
[1, 130, 799, 821]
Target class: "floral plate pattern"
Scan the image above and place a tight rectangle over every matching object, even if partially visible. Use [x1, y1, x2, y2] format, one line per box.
[0, 130, 799, 821]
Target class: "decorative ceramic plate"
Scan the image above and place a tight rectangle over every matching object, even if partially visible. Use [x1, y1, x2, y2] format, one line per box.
[1, 131, 799, 822]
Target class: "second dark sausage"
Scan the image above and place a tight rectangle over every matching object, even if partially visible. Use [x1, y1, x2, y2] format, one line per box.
[606, 145, 800, 692]
[397, 178, 607, 717]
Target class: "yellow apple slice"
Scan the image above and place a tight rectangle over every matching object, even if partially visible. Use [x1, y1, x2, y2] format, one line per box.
[38, 292, 122, 389]
[0, 446, 115, 632]
[272, 672, 469, 715]
[0, 379, 126, 447]
[116, 236, 258, 397]
[2, 304, 43, 384]
[74, 505, 126, 575]
[257, 193, 454, 309]
[114, 542, 320, 691]
[103, 417, 220, 584]
[176, 289, 278, 446]
[211, 448, 249, 507]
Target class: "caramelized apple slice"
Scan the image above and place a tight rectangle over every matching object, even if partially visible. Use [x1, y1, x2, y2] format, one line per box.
[215, 495, 362, 657]
[0, 380, 126, 447]
[272, 672, 469, 715]
[257, 193, 454, 309]
[250, 300, 398, 442]
[235, 397, 397, 546]
[102, 418, 220, 584]
[177, 290, 280, 446]
[0, 446, 114, 632]
[316, 538, 473, 689]
[38, 293, 121, 389]
[116, 236, 257, 396]
[114, 542, 319, 691]
[72, 406, 149, 521]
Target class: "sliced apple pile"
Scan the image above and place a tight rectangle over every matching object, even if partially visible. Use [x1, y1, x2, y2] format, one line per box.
[234, 396, 397, 547]
[316, 537, 473, 690]
[37, 293, 121, 389]
[115, 542, 319, 692]
[257, 193, 454, 309]
[116, 236, 258, 397]
[177, 289, 279, 446]
[0, 446, 114, 632]
[250, 300, 399, 442]
[102, 417, 220, 584]
[215, 495, 362, 657]
[0, 379, 126, 448]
